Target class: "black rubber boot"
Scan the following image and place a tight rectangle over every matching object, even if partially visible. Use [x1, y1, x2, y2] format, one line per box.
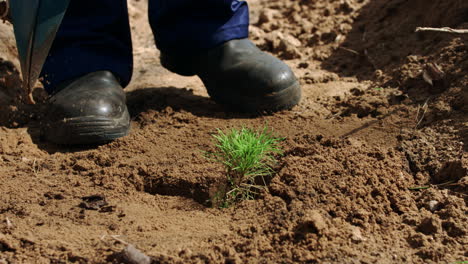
[161, 39, 301, 112]
[43, 71, 130, 145]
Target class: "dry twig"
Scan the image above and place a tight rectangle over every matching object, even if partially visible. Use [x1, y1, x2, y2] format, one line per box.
[338, 46, 360, 55]
[415, 98, 430, 129]
[32, 158, 40, 176]
[415, 27, 468, 34]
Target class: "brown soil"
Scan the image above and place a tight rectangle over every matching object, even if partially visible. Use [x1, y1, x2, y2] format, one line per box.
[0, 0, 467, 263]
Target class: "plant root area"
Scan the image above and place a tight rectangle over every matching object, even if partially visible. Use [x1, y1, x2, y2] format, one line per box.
[0, 0, 466, 263]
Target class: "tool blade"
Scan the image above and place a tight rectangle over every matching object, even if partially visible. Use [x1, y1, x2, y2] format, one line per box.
[10, 0, 70, 92]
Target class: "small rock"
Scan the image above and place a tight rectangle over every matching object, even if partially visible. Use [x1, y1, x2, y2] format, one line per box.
[427, 200, 439, 212]
[350, 226, 365, 243]
[282, 34, 302, 47]
[123, 245, 151, 264]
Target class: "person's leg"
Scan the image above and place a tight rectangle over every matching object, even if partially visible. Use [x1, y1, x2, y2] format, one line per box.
[41, 0, 132, 145]
[41, 0, 133, 94]
[148, 0, 249, 57]
[148, 0, 301, 112]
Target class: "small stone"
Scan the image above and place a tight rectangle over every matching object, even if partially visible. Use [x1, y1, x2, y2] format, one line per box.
[282, 34, 302, 47]
[350, 226, 365, 243]
[427, 200, 439, 212]
[123, 245, 151, 264]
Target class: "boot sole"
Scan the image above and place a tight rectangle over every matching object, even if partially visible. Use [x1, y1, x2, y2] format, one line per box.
[209, 81, 302, 113]
[44, 110, 130, 145]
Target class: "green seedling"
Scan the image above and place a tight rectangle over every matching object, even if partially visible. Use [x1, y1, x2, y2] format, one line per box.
[205, 126, 284, 207]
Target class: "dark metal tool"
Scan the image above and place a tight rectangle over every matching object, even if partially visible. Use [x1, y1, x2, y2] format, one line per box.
[8, 0, 70, 103]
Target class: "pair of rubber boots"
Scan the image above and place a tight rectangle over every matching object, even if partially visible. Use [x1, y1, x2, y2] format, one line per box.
[44, 39, 302, 145]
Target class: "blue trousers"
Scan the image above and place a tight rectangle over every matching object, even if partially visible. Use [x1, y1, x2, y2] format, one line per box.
[41, 0, 249, 94]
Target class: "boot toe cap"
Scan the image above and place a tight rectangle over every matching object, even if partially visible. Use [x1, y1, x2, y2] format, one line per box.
[44, 71, 130, 145]
[202, 50, 301, 112]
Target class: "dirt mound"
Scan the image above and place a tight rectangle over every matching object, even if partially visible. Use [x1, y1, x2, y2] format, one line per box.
[0, 0, 466, 263]
[251, 0, 467, 118]
[226, 135, 467, 263]
[251, 0, 468, 78]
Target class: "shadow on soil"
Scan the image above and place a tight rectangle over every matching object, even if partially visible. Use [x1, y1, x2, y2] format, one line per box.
[321, 0, 468, 102]
[126, 86, 271, 120]
[138, 152, 281, 207]
[314, 0, 468, 157]
[142, 175, 218, 206]
[322, 0, 468, 79]
[25, 86, 269, 153]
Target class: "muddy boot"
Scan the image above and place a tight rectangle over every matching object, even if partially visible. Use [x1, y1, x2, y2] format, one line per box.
[43, 71, 130, 145]
[161, 39, 301, 112]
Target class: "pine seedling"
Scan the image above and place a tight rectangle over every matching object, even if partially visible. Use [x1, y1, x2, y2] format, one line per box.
[205, 126, 284, 207]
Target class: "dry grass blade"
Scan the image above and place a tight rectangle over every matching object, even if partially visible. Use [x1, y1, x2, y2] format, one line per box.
[415, 98, 430, 129]
[415, 27, 468, 34]
[338, 46, 360, 55]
